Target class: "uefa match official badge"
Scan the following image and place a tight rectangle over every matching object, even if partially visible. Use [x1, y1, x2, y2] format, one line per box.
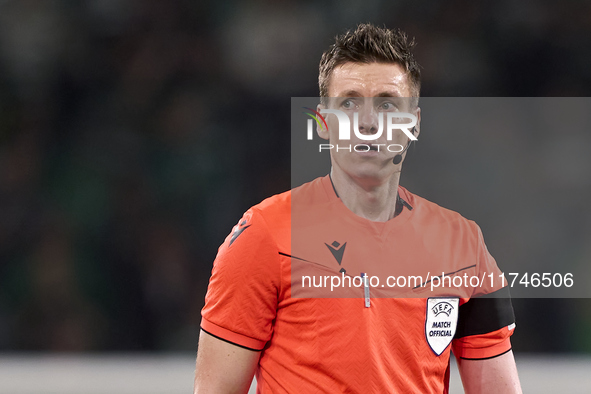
[425, 298, 459, 356]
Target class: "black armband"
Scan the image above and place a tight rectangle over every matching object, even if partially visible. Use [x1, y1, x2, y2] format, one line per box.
[454, 286, 515, 338]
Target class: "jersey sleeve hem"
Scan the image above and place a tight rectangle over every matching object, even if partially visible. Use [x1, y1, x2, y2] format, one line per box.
[201, 317, 267, 351]
[452, 337, 512, 360]
[459, 347, 512, 361]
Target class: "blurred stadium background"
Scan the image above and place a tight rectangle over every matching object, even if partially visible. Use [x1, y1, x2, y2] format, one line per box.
[0, 0, 590, 392]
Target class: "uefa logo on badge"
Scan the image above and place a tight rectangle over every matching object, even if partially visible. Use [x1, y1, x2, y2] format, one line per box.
[425, 298, 459, 356]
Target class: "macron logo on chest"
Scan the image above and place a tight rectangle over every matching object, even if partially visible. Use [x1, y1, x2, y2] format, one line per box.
[325, 241, 347, 265]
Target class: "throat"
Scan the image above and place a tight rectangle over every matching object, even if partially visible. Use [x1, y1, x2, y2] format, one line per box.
[329, 171, 401, 222]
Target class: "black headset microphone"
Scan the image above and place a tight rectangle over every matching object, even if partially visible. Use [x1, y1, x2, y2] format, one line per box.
[392, 127, 417, 165]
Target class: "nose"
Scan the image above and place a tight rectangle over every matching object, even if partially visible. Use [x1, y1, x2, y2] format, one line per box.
[355, 106, 381, 136]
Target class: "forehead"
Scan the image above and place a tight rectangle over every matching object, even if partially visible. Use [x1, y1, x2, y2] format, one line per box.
[328, 62, 411, 97]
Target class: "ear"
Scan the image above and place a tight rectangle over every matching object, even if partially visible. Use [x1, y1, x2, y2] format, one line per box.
[413, 107, 421, 139]
[316, 103, 329, 140]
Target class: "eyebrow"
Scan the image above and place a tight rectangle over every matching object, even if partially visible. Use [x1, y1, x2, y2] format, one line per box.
[334, 90, 402, 97]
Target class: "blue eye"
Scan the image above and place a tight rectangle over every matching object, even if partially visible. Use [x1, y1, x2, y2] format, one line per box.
[380, 102, 395, 111]
[342, 99, 353, 109]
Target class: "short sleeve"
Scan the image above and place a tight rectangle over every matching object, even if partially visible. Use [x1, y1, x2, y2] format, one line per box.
[201, 208, 280, 351]
[452, 324, 515, 360]
[472, 222, 505, 297]
[452, 223, 516, 360]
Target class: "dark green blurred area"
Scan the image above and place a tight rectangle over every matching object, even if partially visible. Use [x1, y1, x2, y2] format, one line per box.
[0, 0, 589, 352]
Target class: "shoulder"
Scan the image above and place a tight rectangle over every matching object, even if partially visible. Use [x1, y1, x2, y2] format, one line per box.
[250, 189, 291, 224]
[249, 176, 328, 226]
[233, 176, 328, 250]
[400, 186, 480, 236]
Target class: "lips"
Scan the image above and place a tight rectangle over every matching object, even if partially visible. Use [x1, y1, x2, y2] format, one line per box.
[355, 143, 381, 155]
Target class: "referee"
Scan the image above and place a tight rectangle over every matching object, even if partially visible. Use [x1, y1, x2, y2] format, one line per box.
[194, 24, 522, 393]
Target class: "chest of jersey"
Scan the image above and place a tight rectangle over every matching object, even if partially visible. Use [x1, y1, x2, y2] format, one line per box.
[289, 197, 477, 300]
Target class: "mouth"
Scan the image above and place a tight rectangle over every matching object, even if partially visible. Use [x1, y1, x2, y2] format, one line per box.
[354, 144, 381, 157]
[350, 143, 383, 156]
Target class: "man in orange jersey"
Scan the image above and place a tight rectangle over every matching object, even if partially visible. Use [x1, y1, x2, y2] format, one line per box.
[194, 24, 522, 393]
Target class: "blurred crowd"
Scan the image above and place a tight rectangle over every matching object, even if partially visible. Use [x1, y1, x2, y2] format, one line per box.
[0, 0, 589, 352]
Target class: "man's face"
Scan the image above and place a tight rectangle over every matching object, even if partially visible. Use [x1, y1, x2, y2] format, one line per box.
[318, 62, 420, 182]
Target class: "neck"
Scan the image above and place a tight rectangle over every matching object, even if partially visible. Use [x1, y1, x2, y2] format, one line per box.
[330, 168, 401, 222]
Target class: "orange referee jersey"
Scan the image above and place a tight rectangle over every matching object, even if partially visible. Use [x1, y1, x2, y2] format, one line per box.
[201, 176, 515, 393]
